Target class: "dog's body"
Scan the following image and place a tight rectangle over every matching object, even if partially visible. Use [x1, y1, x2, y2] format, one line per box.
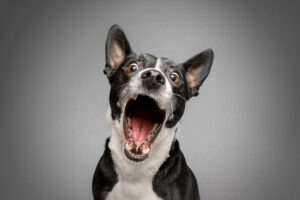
[93, 25, 213, 200]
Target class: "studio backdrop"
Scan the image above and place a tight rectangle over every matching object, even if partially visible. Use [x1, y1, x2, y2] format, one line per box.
[1, 0, 299, 200]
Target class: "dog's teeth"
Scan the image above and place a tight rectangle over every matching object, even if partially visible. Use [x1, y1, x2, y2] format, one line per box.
[127, 117, 131, 124]
[142, 148, 150, 155]
[131, 139, 135, 145]
[129, 134, 134, 143]
[125, 142, 132, 151]
[128, 131, 132, 138]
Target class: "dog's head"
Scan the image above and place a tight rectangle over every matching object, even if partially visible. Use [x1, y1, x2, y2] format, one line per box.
[104, 25, 213, 162]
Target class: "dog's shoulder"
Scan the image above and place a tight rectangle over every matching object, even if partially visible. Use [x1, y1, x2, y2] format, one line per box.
[153, 140, 200, 200]
[92, 138, 118, 200]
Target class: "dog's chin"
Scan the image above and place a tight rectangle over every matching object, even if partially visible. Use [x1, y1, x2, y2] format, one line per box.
[123, 95, 166, 162]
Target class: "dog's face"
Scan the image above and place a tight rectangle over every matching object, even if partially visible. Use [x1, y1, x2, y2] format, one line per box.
[104, 25, 213, 162]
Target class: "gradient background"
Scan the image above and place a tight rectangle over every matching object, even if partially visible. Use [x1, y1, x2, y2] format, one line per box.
[1, 0, 299, 199]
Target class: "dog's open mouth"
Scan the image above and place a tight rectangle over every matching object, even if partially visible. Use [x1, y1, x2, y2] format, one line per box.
[123, 95, 166, 162]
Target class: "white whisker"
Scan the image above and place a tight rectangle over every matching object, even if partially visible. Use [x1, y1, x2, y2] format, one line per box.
[172, 92, 187, 101]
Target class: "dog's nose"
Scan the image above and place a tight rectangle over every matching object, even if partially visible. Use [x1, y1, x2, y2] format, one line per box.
[141, 70, 165, 89]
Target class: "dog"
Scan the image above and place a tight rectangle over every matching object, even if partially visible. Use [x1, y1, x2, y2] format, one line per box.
[92, 25, 214, 200]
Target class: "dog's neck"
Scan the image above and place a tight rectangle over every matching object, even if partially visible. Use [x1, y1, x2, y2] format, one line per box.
[107, 110, 178, 180]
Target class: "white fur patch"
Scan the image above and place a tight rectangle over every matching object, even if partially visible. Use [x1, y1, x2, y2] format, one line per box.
[154, 58, 172, 95]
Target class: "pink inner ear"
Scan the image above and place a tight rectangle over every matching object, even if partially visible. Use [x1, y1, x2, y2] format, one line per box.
[109, 42, 125, 69]
[186, 67, 203, 88]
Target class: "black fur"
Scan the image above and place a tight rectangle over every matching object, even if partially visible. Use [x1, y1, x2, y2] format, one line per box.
[92, 139, 118, 200]
[153, 140, 200, 200]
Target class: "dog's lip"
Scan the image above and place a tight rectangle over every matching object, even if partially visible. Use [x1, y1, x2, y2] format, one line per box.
[129, 93, 165, 110]
[123, 94, 166, 162]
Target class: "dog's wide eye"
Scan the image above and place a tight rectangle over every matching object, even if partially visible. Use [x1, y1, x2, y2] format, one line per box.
[170, 72, 181, 85]
[126, 63, 139, 73]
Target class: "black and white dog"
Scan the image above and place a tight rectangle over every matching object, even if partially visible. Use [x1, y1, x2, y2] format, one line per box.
[92, 25, 213, 200]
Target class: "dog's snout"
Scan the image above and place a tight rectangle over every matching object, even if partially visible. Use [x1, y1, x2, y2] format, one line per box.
[141, 70, 165, 89]
[155, 73, 164, 85]
[141, 71, 152, 79]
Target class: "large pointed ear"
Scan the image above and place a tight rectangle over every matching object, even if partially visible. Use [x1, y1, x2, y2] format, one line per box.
[183, 49, 214, 99]
[104, 25, 133, 81]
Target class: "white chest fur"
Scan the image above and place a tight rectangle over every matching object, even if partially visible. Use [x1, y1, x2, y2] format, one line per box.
[106, 177, 162, 200]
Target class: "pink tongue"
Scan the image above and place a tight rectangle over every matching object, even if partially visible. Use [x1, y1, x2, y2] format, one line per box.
[131, 109, 153, 145]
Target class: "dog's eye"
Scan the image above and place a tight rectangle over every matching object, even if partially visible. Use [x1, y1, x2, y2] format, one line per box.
[126, 63, 139, 73]
[170, 72, 181, 85]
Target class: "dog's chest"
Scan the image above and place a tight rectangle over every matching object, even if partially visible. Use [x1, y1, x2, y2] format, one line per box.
[106, 177, 162, 200]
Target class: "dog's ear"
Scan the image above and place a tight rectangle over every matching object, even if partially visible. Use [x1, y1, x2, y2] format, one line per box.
[182, 49, 214, 99]
[104, 25, 133, 81]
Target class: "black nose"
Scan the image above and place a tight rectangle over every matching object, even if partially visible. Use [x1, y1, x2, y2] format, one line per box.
[141, 70, 165, 89]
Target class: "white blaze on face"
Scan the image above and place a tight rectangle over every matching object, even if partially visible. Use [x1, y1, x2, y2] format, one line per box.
[154, 58, 173, 95]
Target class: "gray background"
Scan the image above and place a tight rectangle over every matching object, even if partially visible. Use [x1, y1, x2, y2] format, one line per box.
[1, 0, 299, 199]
